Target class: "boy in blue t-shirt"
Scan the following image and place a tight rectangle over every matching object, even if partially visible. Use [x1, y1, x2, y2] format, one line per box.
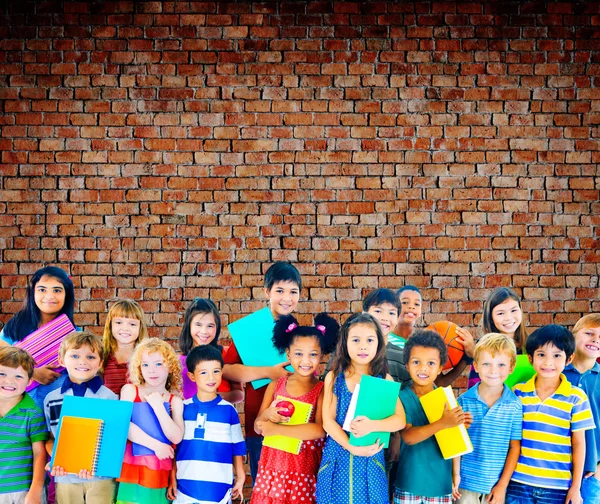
[169, 345, 246, 504]
[564, 314, 600, 504]
[394, 330, 472, 504]
[453, 333, 523, 504]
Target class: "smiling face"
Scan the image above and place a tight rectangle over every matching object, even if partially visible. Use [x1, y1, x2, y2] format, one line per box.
[188, 359, 222, 396]
[140, 351, 170, 388]
[60, 345, 101, 384]
[398, 290, 422, 327]
[111, 317, 141, 346]
[266, 280, 300, 319]
[347, 323, 379, 366]
[287, 335, 321, 378]
[367, 303, 399, 338]
[0, 364, 30, 401]
[574, 325, 600, 361]
[406, 345, 443, 388]
[190, 312, 218, 348]
[34, 275, 66, 318]
[531, 343, 571, 380]
[474, 350, 514, 388]
[491, 299, 523, 338]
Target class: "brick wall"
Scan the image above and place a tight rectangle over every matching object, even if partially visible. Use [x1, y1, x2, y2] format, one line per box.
[1, 0, 599, 340]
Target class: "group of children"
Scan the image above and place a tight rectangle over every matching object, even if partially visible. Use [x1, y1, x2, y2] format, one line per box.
[0, 262, 599, 504]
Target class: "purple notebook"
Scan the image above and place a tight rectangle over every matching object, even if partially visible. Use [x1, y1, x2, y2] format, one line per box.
[131, 402, 171, 457]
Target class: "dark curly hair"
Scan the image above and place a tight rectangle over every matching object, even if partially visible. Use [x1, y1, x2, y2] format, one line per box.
[403, 329, 448, 367]
[272, 313, 339, 355]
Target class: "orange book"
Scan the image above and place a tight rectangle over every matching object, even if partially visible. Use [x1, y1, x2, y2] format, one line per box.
[52, 416, 104, 475]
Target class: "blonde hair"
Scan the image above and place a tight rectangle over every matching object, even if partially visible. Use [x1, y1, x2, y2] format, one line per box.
[59, 331, 104, 361]
[474, 332, 517, 367]
[0, 346, 36, 379]
[128, 338, 182, 394]
[103, 299, 148, 367]
[573, 314, 600, 335]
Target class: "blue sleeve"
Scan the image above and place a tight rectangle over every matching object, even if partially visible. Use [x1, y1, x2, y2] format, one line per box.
[510, 401, 523, 441]
[229, 406, 246, 456]
[0, 327, 14, 345]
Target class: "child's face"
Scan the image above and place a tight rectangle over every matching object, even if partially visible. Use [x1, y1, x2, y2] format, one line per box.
[530, 343, 571, 379]
[190, 312, 218, 347]
[34, 275, 66, 317]
[406, 345, 443, 387]
[574, 325, 600, 361]
[286, 336, 321, 378]
[60, 345, 101, 384]
[491, 299, 522, 337]
[367, 303, 399, 337]
[398, 290, 422, 327]
[347, 323, 379, 366]
[265, 280, 300, 318]
[188, 360, 222, 395]
[111, 317, 141, 346]
[474, 350, 514, 388]
[141, 351, 170, 387]
[0, 364, 30, 400]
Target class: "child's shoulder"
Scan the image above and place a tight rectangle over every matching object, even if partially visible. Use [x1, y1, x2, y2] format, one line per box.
[95, 384, 119, 400]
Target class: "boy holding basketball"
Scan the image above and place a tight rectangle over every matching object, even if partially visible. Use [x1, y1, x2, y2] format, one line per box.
[452, 333, 523, 504]
[394, 330, 472, 504]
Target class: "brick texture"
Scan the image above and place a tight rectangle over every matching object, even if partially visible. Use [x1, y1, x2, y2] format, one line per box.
[1, 0, 599, 339]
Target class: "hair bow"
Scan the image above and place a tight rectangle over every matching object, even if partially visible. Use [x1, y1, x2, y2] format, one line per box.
[286, 323, 298, 333]
[315, 324, 326, 335]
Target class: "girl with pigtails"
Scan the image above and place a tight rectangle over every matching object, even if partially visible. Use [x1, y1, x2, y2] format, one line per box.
[250, 313, 340, 504]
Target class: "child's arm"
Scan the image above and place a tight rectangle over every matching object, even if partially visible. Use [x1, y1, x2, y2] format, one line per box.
[223, 362, 289, 384]
[349, 373, 406, 437]
[220, 380, 245, 404]
[435, 327, 475, 387]
[231, 455, 245, 501]
[166, 466, 177, 501]
[45, 435, 54, 457]
[26, 440, 46, 504]
[565, 430, 586, 504]
[401, 402, 467, 445]
[321, 372, 383, 457]
[254, 381, 291, 434]
[147, 392, 184, 444]
[257, 386, 326, 441]
[452, 457, 461, 501]
[487, 439, 520, 504]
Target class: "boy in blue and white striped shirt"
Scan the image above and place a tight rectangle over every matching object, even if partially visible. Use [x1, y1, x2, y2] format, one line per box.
[453, 333, 523, 504]
[169, 345, 246, 504]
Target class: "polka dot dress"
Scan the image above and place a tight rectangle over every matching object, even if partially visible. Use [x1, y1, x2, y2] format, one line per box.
[250, 377, 325, 504]
[315, 373, 389, 504]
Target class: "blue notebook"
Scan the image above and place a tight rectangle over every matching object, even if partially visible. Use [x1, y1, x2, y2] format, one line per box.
[131, 402, 171, 457]
[227, 307, 292, 389]
[55, 396, 133, 478]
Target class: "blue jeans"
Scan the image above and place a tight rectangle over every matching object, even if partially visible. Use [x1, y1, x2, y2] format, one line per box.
[582, 475, 600, 504]
[506, 481, 567, 504]
[246, 436, 263, 486]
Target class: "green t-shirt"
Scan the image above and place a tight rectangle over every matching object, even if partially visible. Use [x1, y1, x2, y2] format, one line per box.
[394, 386, 452, 497]
[388, 333, 406, 349]
[0, 393, 48, 494]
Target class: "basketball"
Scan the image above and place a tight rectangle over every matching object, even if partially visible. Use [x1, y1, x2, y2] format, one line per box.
[426, 320, 465, 370]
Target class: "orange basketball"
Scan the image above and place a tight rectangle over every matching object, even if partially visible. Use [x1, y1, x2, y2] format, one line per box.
[426, 320, 464, 370]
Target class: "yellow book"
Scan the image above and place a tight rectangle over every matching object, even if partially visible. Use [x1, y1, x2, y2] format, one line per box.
[52, 416, 104, 475]
[419, 386, 473, 460]
[262, 396, 313, 455]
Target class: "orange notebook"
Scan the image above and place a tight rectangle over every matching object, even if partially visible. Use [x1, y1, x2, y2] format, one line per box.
[52, 416, 104, 475]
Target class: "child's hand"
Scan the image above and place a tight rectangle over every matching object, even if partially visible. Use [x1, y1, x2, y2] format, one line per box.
[268, 361, 291, 381]
[265, 400, 291, 424]
[50, 465, 68, 477]
[451, 473, 461, 501]
[153, 441, 175, 460]
[232, 473, 245, 501]
[564, 485, 582, 504]
[349, 416, 374, 438]
[256, 420, 276, 437]
[24, 488, 42, 504]
[146, 392, 166, 411]
[77, 469, 93, 480]
[486, 482, 507, 504]
[463, 411, 473, 429]
[167, 481, 177, 501]
[386, 432, 401, 463]
[455, 327, 475, 358]
[439, 403, 467, 429]
[33, 366, 61, 385]
[349, 439, 383, 457]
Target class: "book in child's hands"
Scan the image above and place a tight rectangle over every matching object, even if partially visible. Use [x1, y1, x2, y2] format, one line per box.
[54, 396, 133, 478]
[262, 396, 313, 455]
[131, 402, 171, 457]
[348, 375, 401, 449]
[419, 386, 473, 460]
[52, 416, 104, 475]
[227, 307, 293, 389]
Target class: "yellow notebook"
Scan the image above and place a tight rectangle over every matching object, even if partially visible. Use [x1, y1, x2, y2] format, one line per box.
[53, 416, 104, 475]
[262, 396, 313, 455]
[419, 386, 473, 460]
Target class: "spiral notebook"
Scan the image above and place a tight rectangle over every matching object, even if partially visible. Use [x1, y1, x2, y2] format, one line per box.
[52, 416, 104, 475]
[262, 396, 313, 455]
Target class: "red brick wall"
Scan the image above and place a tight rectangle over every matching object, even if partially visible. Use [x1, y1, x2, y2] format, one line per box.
[1, 0, 599, 339]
